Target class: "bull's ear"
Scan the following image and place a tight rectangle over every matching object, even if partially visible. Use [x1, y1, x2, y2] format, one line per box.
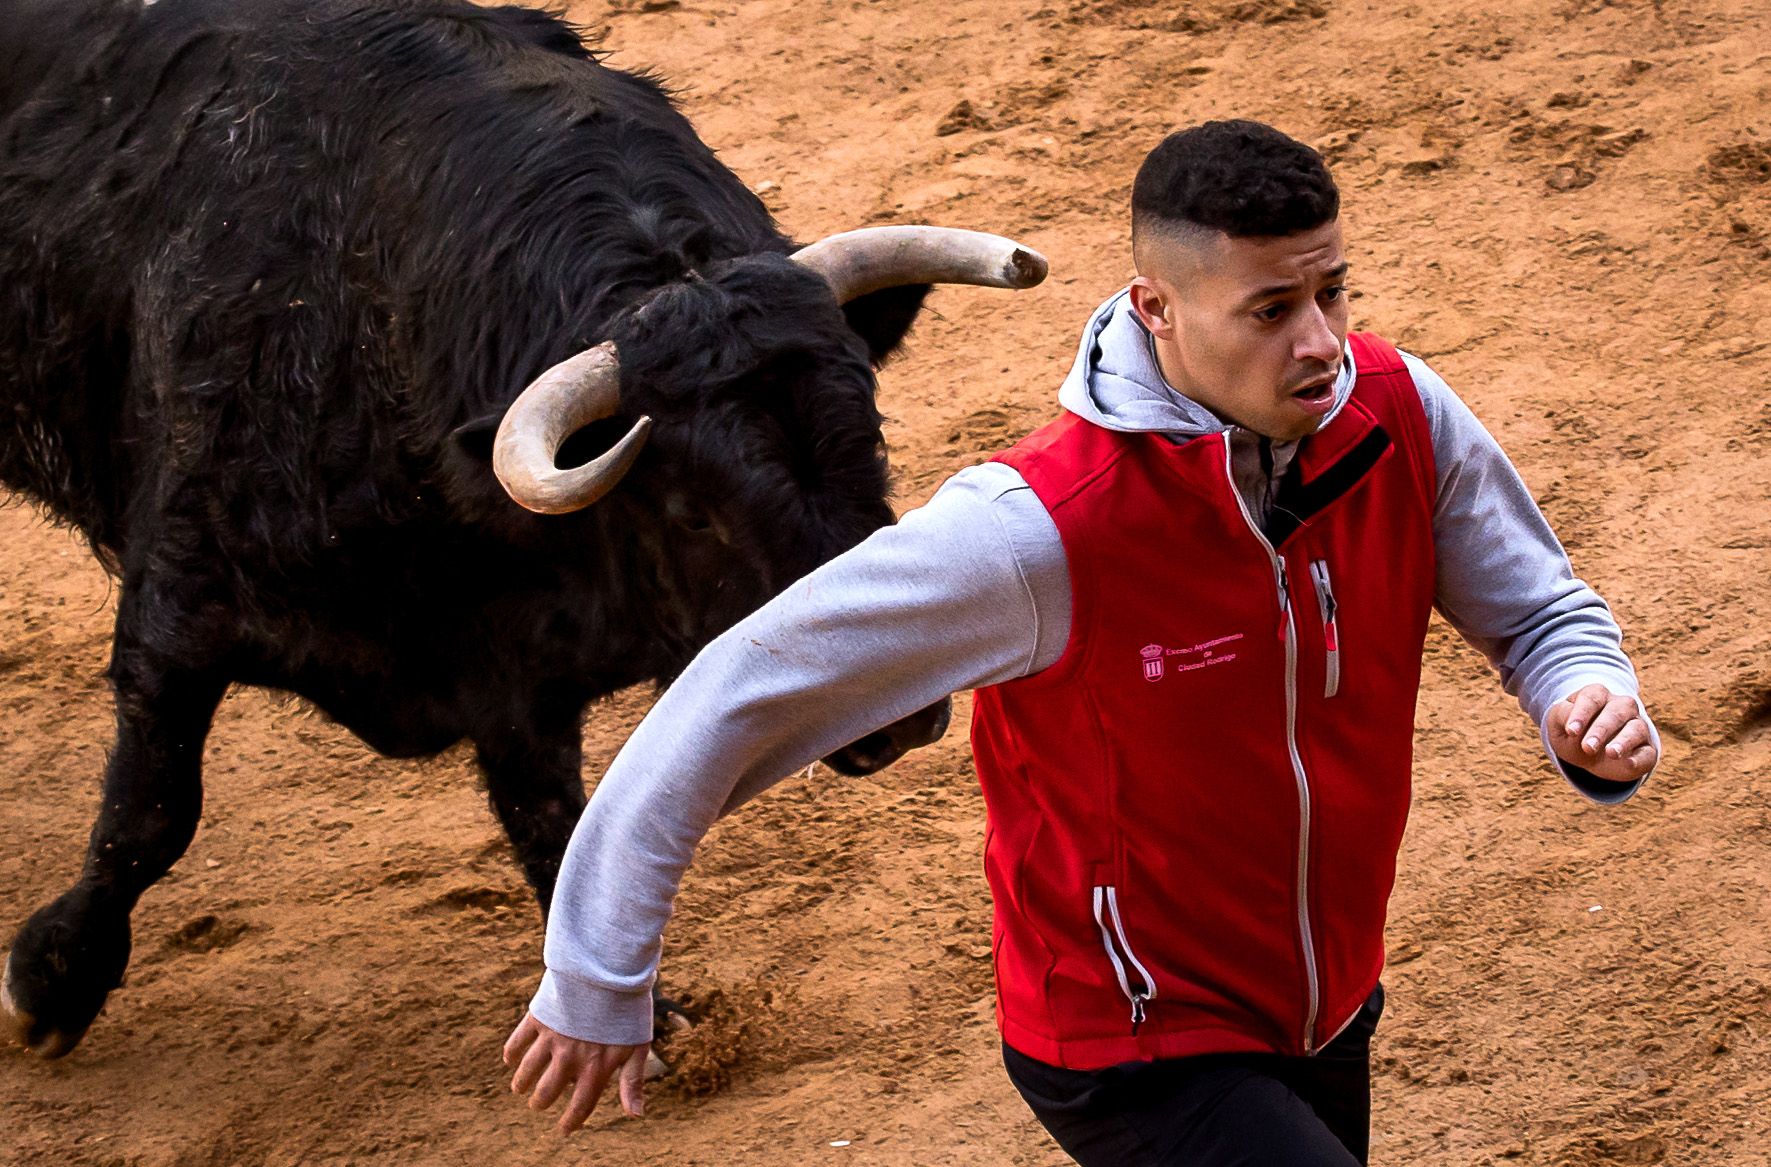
[450, 412, 502, 465]
[842, 284, 932, 367]
[451, 410, 640, 478]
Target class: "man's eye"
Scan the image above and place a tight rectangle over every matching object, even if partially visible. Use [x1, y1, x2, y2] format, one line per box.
[1254, 304, 1285, 322]
[1322, 285, 1348, 301]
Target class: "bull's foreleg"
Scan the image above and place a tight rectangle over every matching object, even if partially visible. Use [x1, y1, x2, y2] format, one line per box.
[3, 633, 225, 1058]
[474, 719, 587, 914]
[476, 715, 700, 1078]
[477, 725, 697, 1079]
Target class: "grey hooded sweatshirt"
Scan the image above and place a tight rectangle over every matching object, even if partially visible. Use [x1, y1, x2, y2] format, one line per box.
[529, 291, 1656, 1048]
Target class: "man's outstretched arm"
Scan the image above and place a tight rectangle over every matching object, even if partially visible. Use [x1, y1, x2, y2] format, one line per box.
[1411, 352, 1660, 796]
[506, 464, 1070, 1131]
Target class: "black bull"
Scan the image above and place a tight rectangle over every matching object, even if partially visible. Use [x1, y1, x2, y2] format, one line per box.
[0, 0, 1045, 1057]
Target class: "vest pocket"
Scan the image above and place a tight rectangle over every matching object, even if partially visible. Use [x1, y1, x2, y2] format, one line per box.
[1309, 559, 1341, 699]
[1092, 884, 1156, 1032]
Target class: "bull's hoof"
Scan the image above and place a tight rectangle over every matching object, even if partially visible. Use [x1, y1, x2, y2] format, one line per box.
[643, 998, 697, 1081]
[1, 953, 84, 1059]
[4, 898, 130, 1060]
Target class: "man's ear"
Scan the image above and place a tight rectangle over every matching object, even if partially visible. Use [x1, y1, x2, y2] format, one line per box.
[1127, 277, 1175, 340]
[451, 412, 502, 465]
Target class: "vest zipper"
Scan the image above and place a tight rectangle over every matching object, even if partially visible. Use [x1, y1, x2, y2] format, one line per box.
[1276, 558, 1292, 642]
[1310, 560, 1341, 699]
[1222, 437, 1321, 1054]
[1092, 885, 1156, 1033]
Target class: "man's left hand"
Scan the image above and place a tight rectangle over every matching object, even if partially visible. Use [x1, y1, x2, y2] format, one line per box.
[1546, 683, 1658, 784]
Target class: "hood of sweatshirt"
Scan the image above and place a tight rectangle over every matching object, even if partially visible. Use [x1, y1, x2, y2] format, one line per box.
[1056, 289, 1357, 518]
[1057, 288, 1355, 439]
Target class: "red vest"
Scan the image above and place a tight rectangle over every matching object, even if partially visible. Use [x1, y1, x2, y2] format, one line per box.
[971, 332, 1436, 1069]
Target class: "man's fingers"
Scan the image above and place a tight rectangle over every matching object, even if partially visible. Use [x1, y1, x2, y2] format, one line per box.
[1603, 718, 1651, 759]
[1582, 695, 1642, 754]
[1590, 740, 1658, 783]
[503, 1025, 647, 1135]
[618, 1045, 648, 1118]
[1563, 685, 1610, 740]
[511, 1037, 555, 1096]
[1546, 688, 1657, 779]
[528, 1055, 576, 1112]
[559, 1065, 609, 1135]
[503, 1014, 541, 1068]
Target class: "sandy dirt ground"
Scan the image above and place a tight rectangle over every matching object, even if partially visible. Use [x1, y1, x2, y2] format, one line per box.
[4, 0, 1770, 1162]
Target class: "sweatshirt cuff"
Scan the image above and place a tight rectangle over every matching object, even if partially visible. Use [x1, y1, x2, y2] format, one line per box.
[1537, 705, 1660, 806]
[529, 967, 655, 1047]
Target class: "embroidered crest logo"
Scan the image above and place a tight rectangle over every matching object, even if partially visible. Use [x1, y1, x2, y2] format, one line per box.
[1136, 634, 1245, 683]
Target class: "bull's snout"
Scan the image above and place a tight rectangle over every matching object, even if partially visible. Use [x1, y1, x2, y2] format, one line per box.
[819, 697, 952, 777]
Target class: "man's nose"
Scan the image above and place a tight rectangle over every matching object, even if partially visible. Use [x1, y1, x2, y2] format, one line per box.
[1293, 304, 1342, 365]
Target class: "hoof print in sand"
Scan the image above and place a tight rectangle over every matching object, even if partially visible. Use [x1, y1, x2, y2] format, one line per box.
[429, 886, 525, 915]
[166, 915, 251, 954]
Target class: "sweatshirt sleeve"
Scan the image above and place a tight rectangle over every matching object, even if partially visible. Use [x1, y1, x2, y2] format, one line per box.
[1409, 352, 1658, 804]
[529, 462, 1071, 1044]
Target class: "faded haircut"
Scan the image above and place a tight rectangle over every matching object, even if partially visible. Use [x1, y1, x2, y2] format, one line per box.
[1131, 120, 1339, 254]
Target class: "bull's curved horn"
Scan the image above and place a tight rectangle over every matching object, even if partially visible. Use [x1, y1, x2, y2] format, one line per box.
[790, 226, 1049, 304]
[493, 341, 652, 514]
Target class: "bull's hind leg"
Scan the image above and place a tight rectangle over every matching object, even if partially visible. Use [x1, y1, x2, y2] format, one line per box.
[3, 617, 225, 1057]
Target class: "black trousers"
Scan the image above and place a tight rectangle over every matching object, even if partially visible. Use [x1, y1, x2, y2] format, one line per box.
[1005, 986, 1385, 1166]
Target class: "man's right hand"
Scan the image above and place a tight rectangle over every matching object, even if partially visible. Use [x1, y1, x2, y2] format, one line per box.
[503, 1011, 648, 1134]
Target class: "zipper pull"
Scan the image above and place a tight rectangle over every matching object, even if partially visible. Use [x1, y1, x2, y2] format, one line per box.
[1311, 560, 1339, 647]
[1311, 559, 1343, 699]
[1130, 990, 1149, 1034]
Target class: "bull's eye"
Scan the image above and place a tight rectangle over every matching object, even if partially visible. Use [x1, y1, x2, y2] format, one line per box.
[664, 497, 716, 535]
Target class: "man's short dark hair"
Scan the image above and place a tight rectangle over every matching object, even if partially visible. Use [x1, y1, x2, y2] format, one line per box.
[1131, 120, 1339, 244]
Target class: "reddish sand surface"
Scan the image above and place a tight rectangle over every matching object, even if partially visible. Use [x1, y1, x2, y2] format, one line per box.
[4, 0, 1770, 1162]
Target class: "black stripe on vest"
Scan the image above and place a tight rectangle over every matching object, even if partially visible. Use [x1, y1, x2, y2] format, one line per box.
[1265, 426, 1395, 547]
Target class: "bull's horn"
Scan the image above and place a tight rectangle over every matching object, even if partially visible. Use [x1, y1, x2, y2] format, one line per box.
[790, 226, 1049, 304]
[493, 341, 652, 514]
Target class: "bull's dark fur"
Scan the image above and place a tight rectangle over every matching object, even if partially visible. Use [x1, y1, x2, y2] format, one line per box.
[0, 0, 945, 1055]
